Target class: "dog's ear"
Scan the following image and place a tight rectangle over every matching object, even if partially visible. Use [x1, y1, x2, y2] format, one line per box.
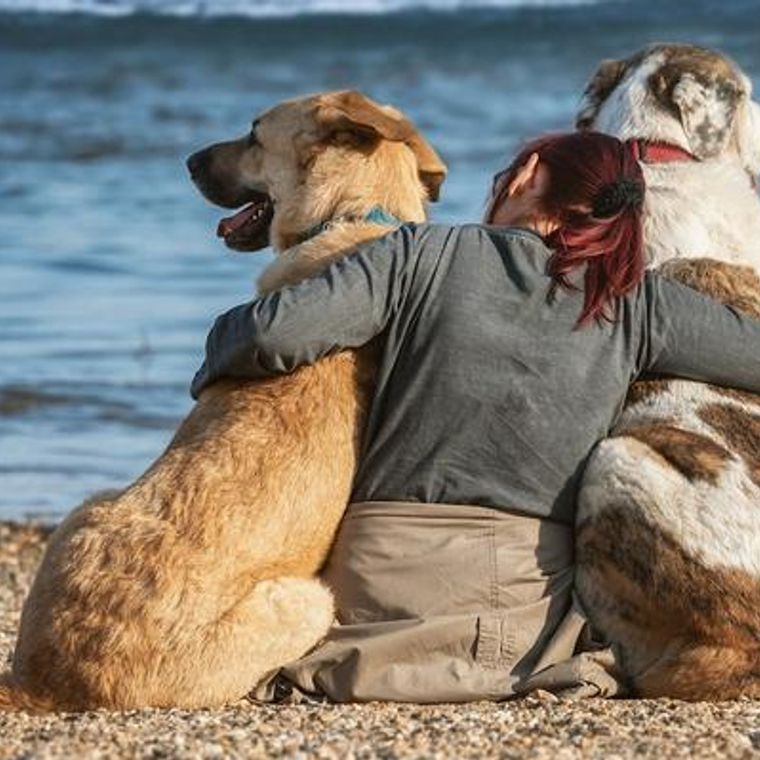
[576, 59, 628, 130]
[315, 91, 447, 201]
[404, 131, 447, 202]
[316, 91, 410, 143]
[654, 70, 743, 159]
[735, 98, 760, 176]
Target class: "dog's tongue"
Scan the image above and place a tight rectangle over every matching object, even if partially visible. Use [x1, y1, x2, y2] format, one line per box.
[217, 203, 260, 238]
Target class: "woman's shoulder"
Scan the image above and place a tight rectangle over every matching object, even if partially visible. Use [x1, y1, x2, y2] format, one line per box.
[404, 222, 549, 251]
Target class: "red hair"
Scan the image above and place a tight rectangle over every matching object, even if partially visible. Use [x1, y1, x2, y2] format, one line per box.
[488, 132, 645, 326]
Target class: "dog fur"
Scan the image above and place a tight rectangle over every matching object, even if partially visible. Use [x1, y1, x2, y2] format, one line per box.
[0, 91, 445, 711]
[575, 44, 760, 699]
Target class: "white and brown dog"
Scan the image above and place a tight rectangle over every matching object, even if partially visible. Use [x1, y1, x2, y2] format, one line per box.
[575, 44, 760, 700]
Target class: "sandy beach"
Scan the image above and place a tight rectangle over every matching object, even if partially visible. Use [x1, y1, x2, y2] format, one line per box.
[1, 522, 758, 760]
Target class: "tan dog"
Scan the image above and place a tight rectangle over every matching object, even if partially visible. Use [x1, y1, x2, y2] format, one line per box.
[575, 44, 760, 700]
[0, 91, 445, 712]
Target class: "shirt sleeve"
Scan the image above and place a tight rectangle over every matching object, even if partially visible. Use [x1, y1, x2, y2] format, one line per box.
[640, 270, 760, 392]
[190, 225, 420, 398]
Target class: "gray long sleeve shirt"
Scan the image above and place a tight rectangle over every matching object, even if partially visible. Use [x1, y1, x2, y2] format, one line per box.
[192, 224, 760, 524]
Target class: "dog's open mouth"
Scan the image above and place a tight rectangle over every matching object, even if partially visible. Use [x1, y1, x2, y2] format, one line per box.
[216, 191, 274, 252]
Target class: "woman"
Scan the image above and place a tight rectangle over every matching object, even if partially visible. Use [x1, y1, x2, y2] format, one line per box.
[192, 132, 760, 702]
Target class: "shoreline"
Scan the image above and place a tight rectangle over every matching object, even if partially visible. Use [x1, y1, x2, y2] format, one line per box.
[1, 519, 759, 758]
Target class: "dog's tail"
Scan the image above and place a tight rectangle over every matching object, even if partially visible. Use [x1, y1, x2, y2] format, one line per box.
[635, 644, 760, 701]
[0, 672, 54, 713]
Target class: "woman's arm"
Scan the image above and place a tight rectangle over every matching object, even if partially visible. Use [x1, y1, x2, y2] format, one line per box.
[641, 271, 760, 392]
[191, 225, 419, 398]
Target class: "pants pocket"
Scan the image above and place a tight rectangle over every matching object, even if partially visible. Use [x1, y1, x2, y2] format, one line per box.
[474, 615, 516, 670]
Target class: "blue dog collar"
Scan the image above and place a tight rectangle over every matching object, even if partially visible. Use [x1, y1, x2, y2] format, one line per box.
[296, 206, 405, 244]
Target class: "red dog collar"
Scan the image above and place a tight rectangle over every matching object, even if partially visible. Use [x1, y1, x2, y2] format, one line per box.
[630, 138, 757, 190]
[630, 139, 696, 164]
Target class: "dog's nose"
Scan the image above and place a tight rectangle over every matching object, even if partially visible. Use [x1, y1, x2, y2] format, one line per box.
[186, 149, 210, 179]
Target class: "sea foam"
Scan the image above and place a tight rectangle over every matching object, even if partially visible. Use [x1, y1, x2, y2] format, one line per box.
[0, 0, 604, 18]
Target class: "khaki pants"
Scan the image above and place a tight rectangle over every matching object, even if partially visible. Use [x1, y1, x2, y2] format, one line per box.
[256, 502, 625, 703]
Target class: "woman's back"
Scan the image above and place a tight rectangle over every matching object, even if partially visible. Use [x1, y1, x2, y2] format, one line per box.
[353, 223, 642, 522]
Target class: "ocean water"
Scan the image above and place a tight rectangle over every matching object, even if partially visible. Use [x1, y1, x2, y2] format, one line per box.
[1, 0, 759, 520]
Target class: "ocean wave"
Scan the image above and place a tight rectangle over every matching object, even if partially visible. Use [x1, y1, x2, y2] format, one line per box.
[0, 0, 606, 18]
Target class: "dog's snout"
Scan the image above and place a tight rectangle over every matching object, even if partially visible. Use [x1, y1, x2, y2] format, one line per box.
[186, 140, 257, 209]
[186, 148, 211, 179]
